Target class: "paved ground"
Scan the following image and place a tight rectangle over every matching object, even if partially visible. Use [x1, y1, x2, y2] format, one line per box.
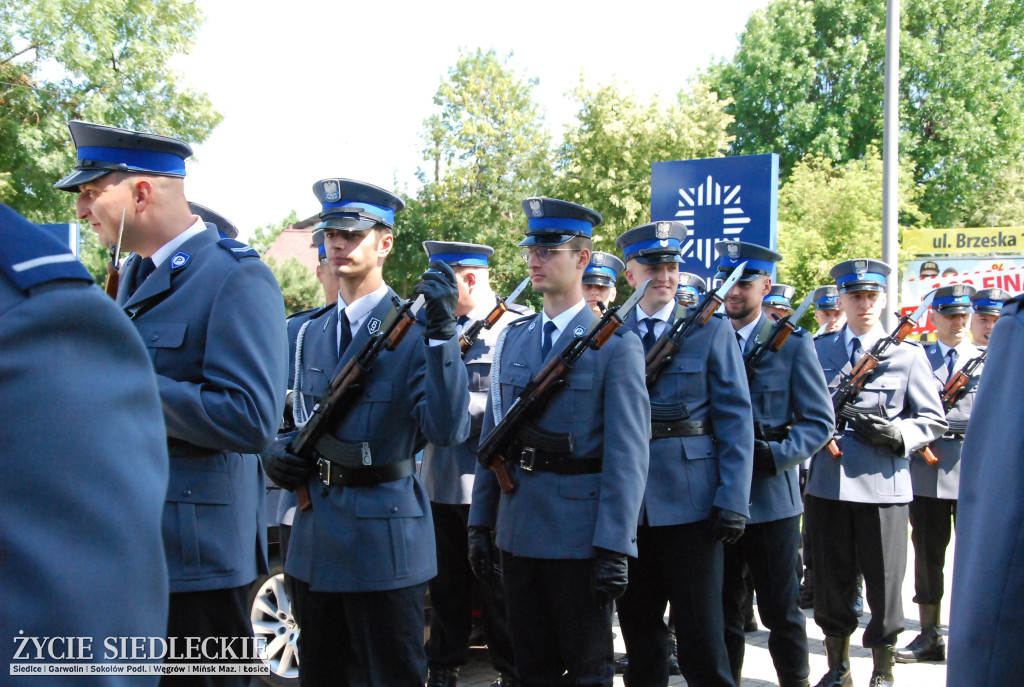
[457, 528, 952, 686]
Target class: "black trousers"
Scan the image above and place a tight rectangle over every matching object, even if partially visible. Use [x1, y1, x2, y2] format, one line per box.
[908, 495, 957, 605]
[291, 578, 427, 687]
[502, 552, 615, 687]
[426, 502, 515, 673]
[162, 585, 255, 687]
[806, 496, 908, 647]
[722, 516, 809, 683]
[617, 522, 734, 687]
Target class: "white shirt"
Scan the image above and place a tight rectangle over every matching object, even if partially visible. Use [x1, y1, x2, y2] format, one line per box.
[336, 283, 389, 353]
[845, 325, 885, 363]
[936, 339, 974, 374]
[734, 317, 762, 350]
[635, 300, 677, 341]
[150, 217, 206, 267]
[541, 300, 588, 352]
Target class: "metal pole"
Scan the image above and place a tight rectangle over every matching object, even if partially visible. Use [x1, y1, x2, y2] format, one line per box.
[881, 0, 900, 329]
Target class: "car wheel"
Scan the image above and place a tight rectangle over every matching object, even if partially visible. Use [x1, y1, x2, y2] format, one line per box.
[248, 566, 300, 686]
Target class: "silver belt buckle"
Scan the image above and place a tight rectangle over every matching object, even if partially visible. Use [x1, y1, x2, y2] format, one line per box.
[317, 457, 331, 486]
[519, 447, 536, 471]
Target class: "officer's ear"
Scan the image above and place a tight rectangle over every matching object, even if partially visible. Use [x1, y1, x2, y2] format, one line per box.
[623, 266, 639, 288]
[761, 276, 773, 297]
[132, 178, 154, 214]
[375, 228, 394, 261]
[575, 247, 591, 271]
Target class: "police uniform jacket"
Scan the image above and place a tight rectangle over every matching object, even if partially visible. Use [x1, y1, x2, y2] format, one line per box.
[1, 211, 170, 670]
[420, 304, 531, 505]
[285, 288, 471, 592]
[621, 307, 754, 525]
[909, 341, 983, 500]
[948, 295, 1024, 686]
[118, 225, 288, 593]
[469, 307, 651, 558]
[806, 326, 947, 503]
[742, 313, 834, 523]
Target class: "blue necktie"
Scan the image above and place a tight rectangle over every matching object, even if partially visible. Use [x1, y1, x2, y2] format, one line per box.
[641, 318, 659, 354]
[541, 321, 557, 359]
[339, 309, 352, 354]
[946, 348, 958, 376]
[130, 257, 155, 296]
[850, 337, 862, 367]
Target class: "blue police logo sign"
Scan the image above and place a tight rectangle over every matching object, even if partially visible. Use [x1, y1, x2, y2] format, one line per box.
[528, 320, 537, 332]
[572, 325, 587, 337]
[651, 154, 779, 287]
[170, 252, 190, 269]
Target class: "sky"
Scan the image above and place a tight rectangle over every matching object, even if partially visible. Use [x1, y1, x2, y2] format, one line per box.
[173, 0, 772, 239]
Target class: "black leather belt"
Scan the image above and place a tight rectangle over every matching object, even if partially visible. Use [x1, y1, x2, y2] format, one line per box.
[943, 420, 968, 439]
[317, 456, 416, 487]
[167, 439, 222, 458]
[754, 423, 791, 442]
[651, 419, 711, 439]
[313, 434, 415, 487]
[512, 423, 600, 474]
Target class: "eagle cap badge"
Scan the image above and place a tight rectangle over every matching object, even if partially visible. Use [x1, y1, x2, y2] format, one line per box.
[854, 260, 868, 278]
[655, 222, 671, 239]
[323, 180, 340, 202]
[528, 198, 543, 218]
[592, 253, 605, 266]
[727, 242, 740, 259]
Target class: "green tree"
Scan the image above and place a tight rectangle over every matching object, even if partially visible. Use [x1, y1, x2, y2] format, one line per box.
[251, 210, 299, 256]
[1, 0, 221, 224]
[392, 49, 552, 303]
[707, 0, 1024, 227]
[776, 149, 926, 328]
[266, 257, 320, 316]
[546, 78, 734, 300]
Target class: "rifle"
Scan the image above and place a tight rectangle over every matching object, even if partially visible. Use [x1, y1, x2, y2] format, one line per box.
[460, 277, 530, 356]
[103, 209, 126, 300]
[826, 292, 939, 464]
[941, 349, 986, 413]
[477, 280, 651, 493]
[645, 262, 747, 388]
[291, 294, 425, 511]
[744, 290, 815, 379]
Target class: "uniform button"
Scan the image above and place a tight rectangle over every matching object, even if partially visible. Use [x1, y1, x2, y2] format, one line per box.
[182, 489, 192, 497]
[390, 506, 399, 513]
[151, 335, 159, 341]
[589, 490, 596, 497]
[444, 360, 453, 367]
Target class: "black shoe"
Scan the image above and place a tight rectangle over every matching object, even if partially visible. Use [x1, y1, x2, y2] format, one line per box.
[813, 636, 853, 687]
[896, 629, 945, 663]
[614, 655, 628, 674]
[868, 645, 895, 687]
[668, 653, 681, 676]
[426, 667, 459, 687]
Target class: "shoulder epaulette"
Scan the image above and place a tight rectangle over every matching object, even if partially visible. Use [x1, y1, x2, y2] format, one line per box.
[711, 311, 726, 319]
[904, 339, 921, 347]
[307, 303, 336, 320]
[791, 327, 806, 338]
[507, 313, 538, 328]
[287, 307, 317, 320]
[217, 238, 259, 260]
[814, 330, 838, 341]
[509, 303, 534, 316]
[0, 206, 92, 291]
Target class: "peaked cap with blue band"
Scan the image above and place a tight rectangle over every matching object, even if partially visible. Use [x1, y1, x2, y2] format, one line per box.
[0, 204, 93, 290]
[188, 202, 238, 239]
[714, 241, 782, 282]
[811, 285, 840, 311]
[518, 197, 601, 247]
[932, 283, 977, 314]
[583, 252, 625, 287]
[423, 240, 494, 267]
[677, 271, 707, 305]
[312, 178, 405, 233]
[53, 120, 193, 193]
[830, 258, 891, 293]
[764, 283, 796, 310]
[615, 221, 686, 265]
[972, 287, 1012, 315]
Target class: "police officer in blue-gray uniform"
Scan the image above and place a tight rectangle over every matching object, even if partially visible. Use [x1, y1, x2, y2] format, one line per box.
[805, 259, 946, 687]
[969, 287, 1010, 347]
[676, 271, 706, 307]
[189, 201, 238, 238]
[811, 285, 845, 337]
[469, 197, 650, 687]
[55, 121, 287, 684]
[261, 179, 470, 686]
[421, 241, 525, 687]
[718, 242, 834, 687]
[613, 221, 753, 687]
[896, 284, 983, 665]
[763, 282, 796, 320]
[947, 291, 1024, 686]
[0, 204, 169, 685]
[582, 250, 625, 317]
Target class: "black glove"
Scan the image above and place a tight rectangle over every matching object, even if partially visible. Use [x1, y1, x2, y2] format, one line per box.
[708, 506, 746, 544]
[849, 413, 904, 453]
[592, 548, 629, 609]
[753, 439, 776, 474]
[468, 526, 497, 585]
[261, 433, 310, 491]
[414, 260, 459, 340]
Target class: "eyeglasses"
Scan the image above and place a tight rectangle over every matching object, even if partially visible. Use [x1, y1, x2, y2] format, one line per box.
[520, 247, 580, 263]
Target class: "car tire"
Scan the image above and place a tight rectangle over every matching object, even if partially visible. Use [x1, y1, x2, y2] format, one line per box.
[248, 564, 300, 686]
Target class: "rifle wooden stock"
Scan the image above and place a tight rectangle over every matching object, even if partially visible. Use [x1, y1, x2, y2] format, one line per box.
[828, 436, 938, 464]
[645, 294, 721, 387]
[103, 260, 119, 300]
[460, 300, 508, 355]
[744, 314, 797, 378]
[293, 300, 418, 511]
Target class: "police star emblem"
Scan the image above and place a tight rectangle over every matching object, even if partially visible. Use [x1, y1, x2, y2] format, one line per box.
[323, 180, 341, 202]
[655, 222, 671, 239]
[528, 198, 543, 218]
[854, 260, 868, 279]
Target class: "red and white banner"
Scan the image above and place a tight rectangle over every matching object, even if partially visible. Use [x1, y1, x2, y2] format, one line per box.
[901, 257, 1024, 333]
